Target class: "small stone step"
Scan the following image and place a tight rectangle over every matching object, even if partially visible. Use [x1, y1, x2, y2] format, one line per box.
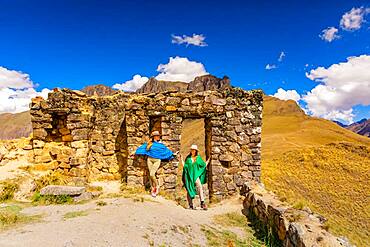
[40, 185, 85, 196]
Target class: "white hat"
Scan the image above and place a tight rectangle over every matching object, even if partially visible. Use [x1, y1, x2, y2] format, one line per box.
[151, 130, 161, 137]
[190, 144, 198, 151]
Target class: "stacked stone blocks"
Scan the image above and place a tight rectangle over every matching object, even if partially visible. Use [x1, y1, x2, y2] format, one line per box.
[30, 87, 263, 200]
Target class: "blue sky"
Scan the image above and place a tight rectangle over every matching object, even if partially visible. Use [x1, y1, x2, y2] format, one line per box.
[0, 0, 369, 123]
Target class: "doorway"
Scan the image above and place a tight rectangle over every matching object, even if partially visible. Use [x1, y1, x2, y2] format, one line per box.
[179, 117, 212, 205]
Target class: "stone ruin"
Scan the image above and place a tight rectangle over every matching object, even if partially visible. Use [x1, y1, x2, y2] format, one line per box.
[29, 81, 263, 201]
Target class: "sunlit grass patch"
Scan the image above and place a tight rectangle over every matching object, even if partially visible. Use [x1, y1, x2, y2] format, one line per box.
[32, 192, 73, 205]
[206, 212, 265, 247]
[0, 205, 41, 230]
[262, 142, 370, 246]
[201, 225, 263, 247]
[63, 210, 88, 219]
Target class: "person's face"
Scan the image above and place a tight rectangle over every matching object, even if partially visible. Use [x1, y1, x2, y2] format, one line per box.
[153, 135, 160, 141]
[191, 149, 197, 156]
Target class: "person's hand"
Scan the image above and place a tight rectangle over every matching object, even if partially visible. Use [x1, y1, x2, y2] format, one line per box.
[206, 158, 211, 166]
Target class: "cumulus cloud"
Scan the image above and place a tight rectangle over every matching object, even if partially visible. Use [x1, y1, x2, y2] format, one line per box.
[265, 64, 277, 70]
[272, 88, 301, 102]
[340, 7, 370, 31]
[112, 74, 149, 92]
[0, 66, 34, 89]
[303, 55, 370, 124]
[171, 34, 207, 47]
[0, 66, 50, 114]
[320, 27, 340, 42]
[155, 56, 208, 82]
[278, 52, 285, 62]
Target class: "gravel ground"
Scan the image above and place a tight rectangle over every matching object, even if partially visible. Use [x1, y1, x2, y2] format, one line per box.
[0, 196, 245, 247]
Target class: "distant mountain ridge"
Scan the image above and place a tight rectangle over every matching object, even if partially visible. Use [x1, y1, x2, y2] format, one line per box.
[136, 74, 230, 93]
[346, 118, 369, 137]
[81, 84, 117, 96]
[333, 118, 369, 137]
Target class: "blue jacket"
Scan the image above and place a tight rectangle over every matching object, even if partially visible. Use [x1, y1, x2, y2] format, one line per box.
[135, 141, 174, 160]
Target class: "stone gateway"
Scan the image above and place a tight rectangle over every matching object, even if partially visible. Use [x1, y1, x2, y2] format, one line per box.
[29, 85, 263, 201]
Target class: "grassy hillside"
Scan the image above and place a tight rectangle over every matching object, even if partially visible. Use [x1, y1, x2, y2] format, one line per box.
[0, 111, 32, 140]
[262, 96, 370, 247]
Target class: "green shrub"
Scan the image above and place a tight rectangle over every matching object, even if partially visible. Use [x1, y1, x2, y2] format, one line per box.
[32, 192, 72, 205]
[0, 180, 19, 202]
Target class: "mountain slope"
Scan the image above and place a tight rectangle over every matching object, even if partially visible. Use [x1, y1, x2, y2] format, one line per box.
[346, 118, 370, 137]
[0, 111, 32, 140]
[261, 96, 370, 247]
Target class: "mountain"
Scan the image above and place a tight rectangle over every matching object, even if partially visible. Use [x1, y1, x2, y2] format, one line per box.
[187, 75, 230, 92]
[332, 120, 347, 128]
[346, 118, 369, 137]
[136, 78, 188, 93]
[0, 111, 32, 140]
[261, 96, 369, 247]
[81, 84, 117, 96]
[137, 74, 231, 93]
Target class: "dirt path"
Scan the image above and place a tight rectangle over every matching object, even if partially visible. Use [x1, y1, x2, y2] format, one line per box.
[0, 196, 248, 247]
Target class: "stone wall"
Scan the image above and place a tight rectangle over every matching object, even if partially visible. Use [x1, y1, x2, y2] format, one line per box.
[29, 86, 263, 200]
[240, 182, 351, 247]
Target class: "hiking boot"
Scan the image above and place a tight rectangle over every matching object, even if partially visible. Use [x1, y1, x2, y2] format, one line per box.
[189, 205, 196, 210]
[201, 201, 208, 210]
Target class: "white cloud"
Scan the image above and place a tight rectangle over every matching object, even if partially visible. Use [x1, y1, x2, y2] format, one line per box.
[272, 88, 301, 102]
[0, 66, 50, 114]
[278, 52, 285, 62]
[0, 87, 50, 114]
[340, 7, 370, 31]
[155, 56, 208, 82]
[303, 55, 370, 124]
[265, 64, 277, 70]
[320, 27, 340, 42]
[171, 34, 207, 47]
[0, 66, 33, 89]
[323, 109, 354, 124]
[112, 74, 149, 92]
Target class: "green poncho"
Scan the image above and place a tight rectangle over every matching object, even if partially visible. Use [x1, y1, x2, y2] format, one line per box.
[182, 155, 207, 199]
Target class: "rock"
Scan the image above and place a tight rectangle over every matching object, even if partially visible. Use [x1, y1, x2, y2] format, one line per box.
[40, 185, 85, 196]
[73, 192, 93, 202]
[219, 154, 234, 162]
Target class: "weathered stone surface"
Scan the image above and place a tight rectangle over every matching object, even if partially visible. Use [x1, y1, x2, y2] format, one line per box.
[40, 185, 85, 196]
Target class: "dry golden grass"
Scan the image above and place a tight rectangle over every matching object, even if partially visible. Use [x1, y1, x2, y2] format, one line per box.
[261, 96, 370, 247]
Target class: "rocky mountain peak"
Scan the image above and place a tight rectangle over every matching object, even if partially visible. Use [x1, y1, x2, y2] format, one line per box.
[188, 74, 230, 92]
[137, 74, 231, 93]
[81, 84, 117, 96]
[136, 77, 188, 93]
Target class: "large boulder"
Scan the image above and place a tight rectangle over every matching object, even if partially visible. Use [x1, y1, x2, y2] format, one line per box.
[40, 185, 85, 196]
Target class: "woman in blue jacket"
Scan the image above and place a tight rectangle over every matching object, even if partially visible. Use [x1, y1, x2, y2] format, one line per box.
[135, 131, 178, 197]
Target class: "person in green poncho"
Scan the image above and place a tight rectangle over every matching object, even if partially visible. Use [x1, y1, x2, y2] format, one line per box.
[181, 144, 210, 210]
